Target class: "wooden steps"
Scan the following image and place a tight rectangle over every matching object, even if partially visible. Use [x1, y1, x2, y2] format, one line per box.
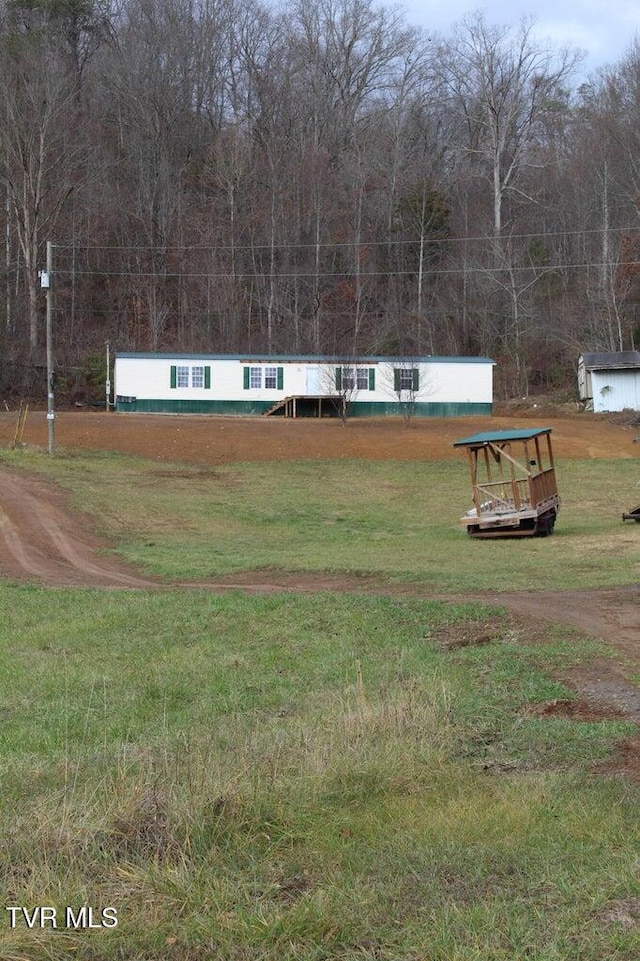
[262, 395, 342, 417]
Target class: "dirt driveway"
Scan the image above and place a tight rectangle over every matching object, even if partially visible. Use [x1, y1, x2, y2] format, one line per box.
[0, 408, 638, 764]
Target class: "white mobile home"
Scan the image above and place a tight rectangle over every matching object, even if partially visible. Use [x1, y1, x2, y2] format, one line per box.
[578, 351, 640, 412]
[114, 353, 495, 417]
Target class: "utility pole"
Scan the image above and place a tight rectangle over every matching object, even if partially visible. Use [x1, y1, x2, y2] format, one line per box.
[5, 186, 10, 333]
[105, 341, 111, 410]
[44, 240, 55, 455]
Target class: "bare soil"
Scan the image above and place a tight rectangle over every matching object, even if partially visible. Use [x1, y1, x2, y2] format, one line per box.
[0, 468, 156, 589]
[2, 405, 639, 464]
[0, 408, 638, 776]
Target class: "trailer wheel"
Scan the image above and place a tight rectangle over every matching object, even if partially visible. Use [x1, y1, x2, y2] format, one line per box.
[538, 512, 556, 537]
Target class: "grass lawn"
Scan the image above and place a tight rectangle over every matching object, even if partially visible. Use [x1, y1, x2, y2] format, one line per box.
[1, 449, 639, 590]
[0, 449, 638, 959]
[0, 586, 637, 960]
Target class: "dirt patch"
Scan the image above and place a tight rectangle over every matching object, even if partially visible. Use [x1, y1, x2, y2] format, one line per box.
[480, 588, 640, 663]
[558, 662, 640, 722]
[0, 469, 157, 588]
[595, 737, 640, 783]
[529, 698, 627, 722]
[1, 408, 639, 464]
[597, 894, 640, 924]
[436, 624, 498, 651]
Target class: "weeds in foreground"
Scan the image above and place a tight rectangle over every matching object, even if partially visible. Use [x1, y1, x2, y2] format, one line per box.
[0, 587, 637, 960]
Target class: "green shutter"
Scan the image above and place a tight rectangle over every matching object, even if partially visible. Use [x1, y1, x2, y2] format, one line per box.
[170, 365, 177, 389]
[277, 366, 284, 390]
[243, 367, 250, 389]
[204, 366, 211, 389]
[368, 368, 375, 391]
[393, 368, 401, 392]
[335, 367, 342, 390]
[412, 368, 420, 391]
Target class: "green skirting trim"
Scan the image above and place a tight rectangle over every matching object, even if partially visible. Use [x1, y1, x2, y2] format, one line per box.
[116, 398, 273, 415]
[115, 398, 492, 417]
[345, 401, 493, 418]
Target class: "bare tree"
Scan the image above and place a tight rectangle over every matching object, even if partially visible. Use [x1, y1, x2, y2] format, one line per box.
[433, 14, 581, 392]
[437, 14, 581, 239]
[287, 0, 423, 350]
[0, 6, 87, 350]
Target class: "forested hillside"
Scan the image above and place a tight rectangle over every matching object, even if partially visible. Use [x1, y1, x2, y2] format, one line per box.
[1, 0, 639, 402]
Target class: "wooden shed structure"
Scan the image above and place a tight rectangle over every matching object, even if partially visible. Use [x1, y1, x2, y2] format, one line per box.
[454, 427, 561, 537]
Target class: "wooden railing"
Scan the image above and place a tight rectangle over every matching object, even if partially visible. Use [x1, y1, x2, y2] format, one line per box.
[471, 469, 558, 516]
[472, 478, 530, 514]
[530, 469, 557, 507]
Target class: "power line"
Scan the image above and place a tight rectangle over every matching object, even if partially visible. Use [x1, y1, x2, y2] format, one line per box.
[54, 259, 640, 280]
[52, 222, 640, 254]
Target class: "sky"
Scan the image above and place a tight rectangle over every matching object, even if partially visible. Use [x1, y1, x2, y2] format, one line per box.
[401, 0, 640, 79]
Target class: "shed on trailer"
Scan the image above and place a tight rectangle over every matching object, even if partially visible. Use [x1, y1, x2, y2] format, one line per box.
[453, 427, 561, 537]
[113, 353, 495, 418]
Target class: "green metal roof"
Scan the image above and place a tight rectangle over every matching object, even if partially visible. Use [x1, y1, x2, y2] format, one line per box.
[116, 352, 495, 364]
[453, 427, 552, 447]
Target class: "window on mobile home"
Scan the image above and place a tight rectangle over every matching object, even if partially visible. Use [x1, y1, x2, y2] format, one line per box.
[395, 367, 419, 391]
[170, 364, 211, 389]
[341, 367, 370, 390]
[243, 365, 283, 389]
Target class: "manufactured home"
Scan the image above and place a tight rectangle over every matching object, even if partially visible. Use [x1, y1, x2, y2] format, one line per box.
[113, 353, 494, 417]
[578, 351, 640, 412]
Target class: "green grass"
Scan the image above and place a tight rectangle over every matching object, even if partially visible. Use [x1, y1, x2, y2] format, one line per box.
[2, 448, 639, 590]
[0, 448, 638, 959]
[0, 586, 637, 960]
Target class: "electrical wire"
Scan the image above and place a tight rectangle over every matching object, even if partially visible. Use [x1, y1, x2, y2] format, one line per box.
[50, 222, 640, 254]
[52, 260, 640, 280]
